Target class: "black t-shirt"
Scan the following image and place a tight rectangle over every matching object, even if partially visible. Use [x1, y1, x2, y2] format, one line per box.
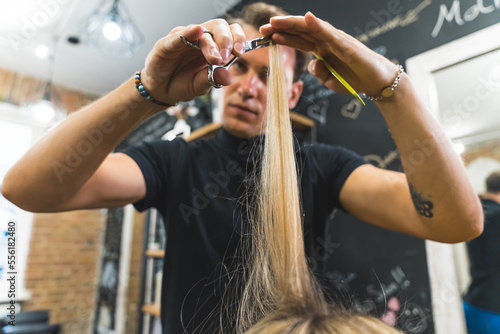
[463, 197, 500, 314]
[124, 128, 367, 333]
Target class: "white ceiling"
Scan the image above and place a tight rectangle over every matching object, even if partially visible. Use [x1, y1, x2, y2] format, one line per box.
[0, 0, 239, 96]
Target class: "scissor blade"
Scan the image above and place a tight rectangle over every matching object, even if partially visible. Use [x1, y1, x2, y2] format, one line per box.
[245, 36, 273, 53]
[214, 36, 273, 72]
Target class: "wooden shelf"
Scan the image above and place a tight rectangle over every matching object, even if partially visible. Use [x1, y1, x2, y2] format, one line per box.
[290, 111, 315, 130]
[145, 249, 165, 258]
[186, 122, 222, 142]
[185, 112, 314, 143]
[142, 304, 160, 317]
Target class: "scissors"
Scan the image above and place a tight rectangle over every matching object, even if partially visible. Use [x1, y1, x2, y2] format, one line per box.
[180, 33, 364, 104]
[180, 34, 273, 88]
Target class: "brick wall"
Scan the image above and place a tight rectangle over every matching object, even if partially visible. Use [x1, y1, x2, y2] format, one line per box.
[461, 139, 500, 167]
[1, 68, 146, 333]
[23, 210, 106, 333]
[23, 210, 146, 334]
[460, 138, 500, 195]
[0, 67, 93, 112]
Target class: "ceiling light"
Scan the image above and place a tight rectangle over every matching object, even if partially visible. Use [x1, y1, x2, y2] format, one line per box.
[22, 82, 66, 125]
[102, 20, 122, 41]
[35, 45, 49, 58]
[31, 99, 56, 123]
[454, 143, 465, 154]
[81, 0, 144, 59]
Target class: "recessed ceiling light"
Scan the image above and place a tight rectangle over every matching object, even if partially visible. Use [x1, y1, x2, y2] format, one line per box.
[35, 45, 49, 58]
[454, 143, 465, 154]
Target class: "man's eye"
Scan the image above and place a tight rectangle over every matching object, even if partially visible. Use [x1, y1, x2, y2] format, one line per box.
[230, 61, 246, 74]
[259, 72, 268, 83]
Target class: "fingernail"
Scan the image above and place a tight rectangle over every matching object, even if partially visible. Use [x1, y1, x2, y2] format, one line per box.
[210, 47, 222, 60]
[234, 43, 245, 55]
[220, 48, 231, 61]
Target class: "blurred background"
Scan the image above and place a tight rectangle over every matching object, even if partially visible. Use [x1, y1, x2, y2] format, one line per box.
[0, 0, 499, 333]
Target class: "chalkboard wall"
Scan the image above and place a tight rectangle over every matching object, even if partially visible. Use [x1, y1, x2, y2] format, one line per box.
[234, 0, 500, 333]
[121, 1, 500, 332]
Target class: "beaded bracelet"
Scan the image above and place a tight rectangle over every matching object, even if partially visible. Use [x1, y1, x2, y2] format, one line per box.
[134, 71, 175, 107]
[364, 64, 404, 101]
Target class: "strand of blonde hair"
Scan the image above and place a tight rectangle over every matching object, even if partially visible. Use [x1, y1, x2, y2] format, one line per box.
[236, 44, 326, 331]
[236, 44, 402, 334]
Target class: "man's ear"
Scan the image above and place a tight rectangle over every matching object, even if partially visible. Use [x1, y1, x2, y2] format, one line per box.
[288, 80, 304, 109]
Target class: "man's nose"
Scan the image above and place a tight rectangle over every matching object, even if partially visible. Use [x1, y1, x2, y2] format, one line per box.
[237, 72, 260, 99]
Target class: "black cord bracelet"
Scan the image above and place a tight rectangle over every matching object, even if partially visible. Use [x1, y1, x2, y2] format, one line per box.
[134, 71, 176, 107]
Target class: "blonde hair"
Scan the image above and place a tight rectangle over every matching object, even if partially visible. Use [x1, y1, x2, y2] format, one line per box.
[225, 2, 309, 82]
[236, 45, 402, 334]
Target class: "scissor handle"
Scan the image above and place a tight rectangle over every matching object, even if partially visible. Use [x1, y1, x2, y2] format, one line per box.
[207, 36, 273, 88]
[180, 34, 273, 89]
[208, 65, 224, 88]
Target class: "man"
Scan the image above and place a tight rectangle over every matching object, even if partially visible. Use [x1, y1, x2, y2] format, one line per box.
[463, 171, 500, 333]
[2, 2, 482, 333]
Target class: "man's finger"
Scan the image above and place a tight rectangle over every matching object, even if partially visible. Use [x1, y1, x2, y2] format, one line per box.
[270, 33, 315, 53]
[174, 25, 205, 49]
[304, 12, 362, 63]
[229, 23, 247, 56]
[204, 19, 233, 63]
[268, 15, 311, 33]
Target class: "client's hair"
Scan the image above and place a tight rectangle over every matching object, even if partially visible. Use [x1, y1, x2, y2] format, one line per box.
[236, 45, 402, 334]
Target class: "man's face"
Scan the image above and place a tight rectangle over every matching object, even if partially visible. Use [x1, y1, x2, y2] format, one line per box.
[220, 26, 303, 139]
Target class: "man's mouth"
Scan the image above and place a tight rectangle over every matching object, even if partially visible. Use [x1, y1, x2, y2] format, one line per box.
[231, 104, 257, 115]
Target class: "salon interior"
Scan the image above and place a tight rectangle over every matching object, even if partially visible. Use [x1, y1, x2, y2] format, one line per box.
[0, 0, 499, 333]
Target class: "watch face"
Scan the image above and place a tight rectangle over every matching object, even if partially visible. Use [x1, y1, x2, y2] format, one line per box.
[382, 87, 394, 98]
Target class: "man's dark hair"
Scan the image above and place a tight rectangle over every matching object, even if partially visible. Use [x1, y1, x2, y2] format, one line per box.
[486, 171, 500, 193]
[225, 2, 310, 82]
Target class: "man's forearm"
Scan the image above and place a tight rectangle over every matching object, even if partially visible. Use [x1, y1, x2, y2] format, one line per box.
[376, 73, 483, 241]
[1, 76, 165, 211]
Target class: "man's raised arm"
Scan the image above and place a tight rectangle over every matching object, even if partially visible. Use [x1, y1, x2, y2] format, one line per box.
[1, 21, 246, 212]
[262, 12, 483, 243]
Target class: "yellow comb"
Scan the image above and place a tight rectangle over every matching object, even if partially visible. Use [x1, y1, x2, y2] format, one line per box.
[314, 54, 365, 106]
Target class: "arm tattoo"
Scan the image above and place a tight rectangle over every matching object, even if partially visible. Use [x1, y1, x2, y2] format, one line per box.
[409, 184, 434, 218]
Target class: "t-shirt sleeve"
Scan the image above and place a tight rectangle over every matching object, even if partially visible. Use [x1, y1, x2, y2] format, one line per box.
[329, 145, 368, 209]
[305, 143, 368, 212]
[121, 139, 184, 212]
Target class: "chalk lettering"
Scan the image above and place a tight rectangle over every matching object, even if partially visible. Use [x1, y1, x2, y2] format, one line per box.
[432, 0, 500, 38]
[355, 0, 432, 43]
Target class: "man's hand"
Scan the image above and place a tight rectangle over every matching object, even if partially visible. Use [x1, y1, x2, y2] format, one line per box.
[141, 20, 248, 105]
[260, 12, 399, 97]
[262, 12, 483, 243]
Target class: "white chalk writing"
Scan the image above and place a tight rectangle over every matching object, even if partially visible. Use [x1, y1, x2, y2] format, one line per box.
[432, 0, 500, 38]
